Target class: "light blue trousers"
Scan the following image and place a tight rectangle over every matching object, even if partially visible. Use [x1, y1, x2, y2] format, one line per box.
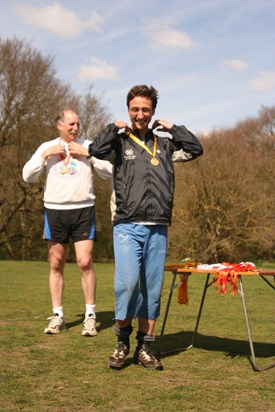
[113, 223, 168, 321]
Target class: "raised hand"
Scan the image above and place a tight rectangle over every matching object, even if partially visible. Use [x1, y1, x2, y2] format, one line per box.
[152, 119, 173, 132]
[68, 141, 88, 157]
[42, 144, 66, 160]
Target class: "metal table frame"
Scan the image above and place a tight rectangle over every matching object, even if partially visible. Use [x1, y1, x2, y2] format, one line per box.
[157, 267, 275, 372]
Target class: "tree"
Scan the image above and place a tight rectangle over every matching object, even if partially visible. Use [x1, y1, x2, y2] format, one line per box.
[78, 85, 112, 141]
[168, 106, 275, 263]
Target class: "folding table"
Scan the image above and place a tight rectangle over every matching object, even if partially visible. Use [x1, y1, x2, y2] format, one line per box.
[157, 265, 275, 372]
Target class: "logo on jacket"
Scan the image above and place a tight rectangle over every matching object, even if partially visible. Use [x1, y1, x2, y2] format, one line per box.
[124, 148, 136, 161]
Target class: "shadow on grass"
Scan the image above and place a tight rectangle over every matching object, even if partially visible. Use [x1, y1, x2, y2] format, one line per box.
[156, 331, 275, 360]
[97, 310, 115, 331]
[65, 315, 83, 329]
[65, 311, 114, 331]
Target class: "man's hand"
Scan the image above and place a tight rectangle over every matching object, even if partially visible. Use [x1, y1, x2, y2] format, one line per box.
[152, 119, 173, 132]
[114, 120, 128, 130]
[68, 141, 88, 157]
[41, 145, 66, 160]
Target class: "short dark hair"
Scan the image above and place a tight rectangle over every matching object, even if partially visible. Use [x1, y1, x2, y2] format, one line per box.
[126, 85, 159, 109]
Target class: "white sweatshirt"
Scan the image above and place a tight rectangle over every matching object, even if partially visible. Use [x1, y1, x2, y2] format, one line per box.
[22, 137, 113, 210]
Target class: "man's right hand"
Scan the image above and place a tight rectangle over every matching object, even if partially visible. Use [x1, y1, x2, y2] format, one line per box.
[42, 145, 66, 160]
[114, 121, 128, 130]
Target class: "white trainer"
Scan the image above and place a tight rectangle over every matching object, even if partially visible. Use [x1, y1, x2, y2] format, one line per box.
[44, 314, 65, 334]
[82, 314, 97, 336]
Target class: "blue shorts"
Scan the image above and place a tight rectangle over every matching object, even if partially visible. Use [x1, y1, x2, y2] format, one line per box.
[44, 206, 96, 243]
[113, 223, 168, 321]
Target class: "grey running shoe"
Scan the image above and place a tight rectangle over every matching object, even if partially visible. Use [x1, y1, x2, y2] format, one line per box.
[44, 314, 65, 334]
[82, 314, 97, 336]
[109, 341, 129, 369]
[134, 343, 163, 370]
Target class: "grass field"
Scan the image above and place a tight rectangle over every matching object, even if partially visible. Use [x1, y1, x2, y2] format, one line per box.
[0, 260, 274, 411]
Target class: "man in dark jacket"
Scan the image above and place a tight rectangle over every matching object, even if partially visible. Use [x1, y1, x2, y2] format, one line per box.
[88, 84, 203, 370]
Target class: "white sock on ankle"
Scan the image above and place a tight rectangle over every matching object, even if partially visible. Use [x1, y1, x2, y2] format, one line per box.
[85, 304, 96, 319]
[53, 306, 63, 318]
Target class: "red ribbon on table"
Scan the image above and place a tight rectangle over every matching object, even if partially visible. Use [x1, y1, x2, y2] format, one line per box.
[213, 262, 257, 295]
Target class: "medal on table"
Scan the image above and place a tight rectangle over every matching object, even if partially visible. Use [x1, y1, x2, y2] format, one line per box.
[125, 131, 159, 166]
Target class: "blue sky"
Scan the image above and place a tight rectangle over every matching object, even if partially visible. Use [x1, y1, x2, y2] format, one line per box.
[1, 0, 274, 132]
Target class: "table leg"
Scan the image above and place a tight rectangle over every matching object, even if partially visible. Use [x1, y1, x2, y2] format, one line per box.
[239, 276, 275, 371]
[186, 273, 211, 349]
[157, 271, 177, 354]
[260, 275, 275, 290]
[157, 272, 211, 355]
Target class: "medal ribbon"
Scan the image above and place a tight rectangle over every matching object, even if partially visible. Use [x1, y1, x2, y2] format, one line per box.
[59, 139, 71, 165]
[125, 131, 157, 161]
[59, 153, 71, 165]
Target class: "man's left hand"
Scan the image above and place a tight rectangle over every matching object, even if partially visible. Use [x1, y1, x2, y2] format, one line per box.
[152, 119, 173, 132]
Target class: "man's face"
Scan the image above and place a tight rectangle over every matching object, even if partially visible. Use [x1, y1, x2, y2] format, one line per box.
[57, 111, 80, 142]
[128, 96, 155, 132]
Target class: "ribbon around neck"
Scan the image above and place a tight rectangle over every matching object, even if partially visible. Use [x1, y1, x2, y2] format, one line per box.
[125, 130, 158, 163]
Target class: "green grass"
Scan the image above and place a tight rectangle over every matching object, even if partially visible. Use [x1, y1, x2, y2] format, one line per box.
[0, 261, 274, 411]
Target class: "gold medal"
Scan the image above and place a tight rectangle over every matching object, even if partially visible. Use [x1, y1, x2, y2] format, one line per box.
[126, 131, 159, 166]
[151, 157, 159, 166]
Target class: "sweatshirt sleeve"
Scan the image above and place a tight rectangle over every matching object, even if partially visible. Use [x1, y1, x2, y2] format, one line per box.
[22, 144, 47, 183]
[90, 157, 113, 180]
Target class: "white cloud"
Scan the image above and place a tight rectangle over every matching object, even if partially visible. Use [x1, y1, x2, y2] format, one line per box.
[222, 59, 248, 71]
[151, 28, 193, 50]
[77, 57, 119, 81]
[13, 3, 104, 39]
[143, 18, 193, 50]
[250, 71, 275, 92]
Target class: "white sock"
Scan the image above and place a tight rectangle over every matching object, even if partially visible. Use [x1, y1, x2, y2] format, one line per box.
[53, 306, 64, 318]
[85, 304, 96, 319]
